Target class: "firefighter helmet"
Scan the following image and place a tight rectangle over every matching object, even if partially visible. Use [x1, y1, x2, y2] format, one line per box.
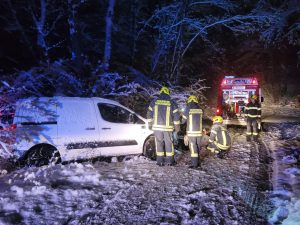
[160, 86, 170, 95]
[251, 94, 258, 100]
[187, 95, 199, 103]
[212, 116, 223, 124]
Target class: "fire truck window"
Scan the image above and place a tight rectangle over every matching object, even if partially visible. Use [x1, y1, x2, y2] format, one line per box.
[223, 93, 229, 101]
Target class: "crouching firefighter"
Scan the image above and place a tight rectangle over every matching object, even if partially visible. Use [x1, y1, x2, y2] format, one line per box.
[207, 116, 231, 159]
[245, 94, 261, 142]
[147, 86, 181, 166]
[182, 95, 203, 168]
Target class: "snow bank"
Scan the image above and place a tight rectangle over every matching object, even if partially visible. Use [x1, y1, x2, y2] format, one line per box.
[265, 123, 300, 225]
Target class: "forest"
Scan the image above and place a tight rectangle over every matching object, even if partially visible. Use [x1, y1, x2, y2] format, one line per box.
[0, 0, 300, 115]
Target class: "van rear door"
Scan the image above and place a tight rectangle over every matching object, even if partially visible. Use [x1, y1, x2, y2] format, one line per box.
[14, 98, 58, 156]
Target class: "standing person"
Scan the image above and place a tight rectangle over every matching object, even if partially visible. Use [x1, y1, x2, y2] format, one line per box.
[147, 86, 180, 166]
[182, 95, 203, 168]
[245, 94, 261, 142]
[207, 116, 231, 159]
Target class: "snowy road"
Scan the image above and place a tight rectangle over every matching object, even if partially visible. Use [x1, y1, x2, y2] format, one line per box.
[0, 129, 275, 225]
[0, 122, 299, 225]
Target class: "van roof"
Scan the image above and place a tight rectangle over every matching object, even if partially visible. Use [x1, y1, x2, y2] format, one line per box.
[16, 96, 121, 105]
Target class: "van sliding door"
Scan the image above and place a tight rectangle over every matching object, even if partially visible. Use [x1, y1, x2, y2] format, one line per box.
[56, 99, 101, 161]
[96, 102, 144, 156]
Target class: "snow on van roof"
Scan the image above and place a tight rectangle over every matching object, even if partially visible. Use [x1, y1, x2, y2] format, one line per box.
[16, 96, 121, 105]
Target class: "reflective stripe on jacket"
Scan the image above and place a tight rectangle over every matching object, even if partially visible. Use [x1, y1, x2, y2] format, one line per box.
[147, 93, 180, 132]
[182, 102, 203, 137]
[209, 123, 231, 150]
[244, 101, 261, 118]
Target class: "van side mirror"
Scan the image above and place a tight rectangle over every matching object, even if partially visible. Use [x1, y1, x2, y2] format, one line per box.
[261, 97, 264, 103]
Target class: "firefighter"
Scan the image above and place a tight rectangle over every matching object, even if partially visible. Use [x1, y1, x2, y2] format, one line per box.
[207, 116, 231, 159]
[245, 94, 261, 142]
[147, 86, 180, 166]
[181, 95, 203, 168]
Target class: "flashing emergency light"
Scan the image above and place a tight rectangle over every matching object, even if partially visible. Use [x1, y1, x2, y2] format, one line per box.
[252, 78, 257, 84]
[216, 108, 220, 113]
[222, 80, 227, 85]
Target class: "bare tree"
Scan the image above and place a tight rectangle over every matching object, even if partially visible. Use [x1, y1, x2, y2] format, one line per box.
[138, 0, 274, 83]
[67, 0, 85, 70]
[30, 0, 63, 63]
[102, 0, 116, 70]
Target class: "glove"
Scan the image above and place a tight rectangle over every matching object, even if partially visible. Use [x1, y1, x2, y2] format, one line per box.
[184, 135, 189, 146]
[257, 118, 262, 130]
[175, 124, 180, 133]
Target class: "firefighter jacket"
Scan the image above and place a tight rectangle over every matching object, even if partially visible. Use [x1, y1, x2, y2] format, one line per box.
[182, 102, 203, 137]
[245, 101, 261, 119]
[209, 123, 231, 150]
[147, 93, 180, 132]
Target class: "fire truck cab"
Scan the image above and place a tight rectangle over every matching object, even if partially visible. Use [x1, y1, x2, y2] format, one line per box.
[216, 76, 263, 125]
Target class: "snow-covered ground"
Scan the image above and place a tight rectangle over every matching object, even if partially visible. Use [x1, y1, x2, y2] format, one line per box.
[0, 105, 299, 225]
[0, 131, 272, 225]
[262, 123, 300, 225]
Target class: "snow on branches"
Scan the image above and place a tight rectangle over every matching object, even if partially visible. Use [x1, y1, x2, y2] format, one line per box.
[91, 70, 209, 116]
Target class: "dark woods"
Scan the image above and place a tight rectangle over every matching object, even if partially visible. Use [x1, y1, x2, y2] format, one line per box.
[0, 0, 299, 106]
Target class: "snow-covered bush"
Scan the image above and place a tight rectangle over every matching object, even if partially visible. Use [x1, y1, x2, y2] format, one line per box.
[91, 69, 209, 117]
[13, 61, 83, 98]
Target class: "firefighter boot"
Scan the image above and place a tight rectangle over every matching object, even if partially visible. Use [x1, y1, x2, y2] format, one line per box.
[246, 136, 251, 142]
[189, 157, 199, 168]
[165, 156, 176, 166]
[253, 135, 258, 142]
[156, 156, 164, 166]
[217, 151, 226, 159]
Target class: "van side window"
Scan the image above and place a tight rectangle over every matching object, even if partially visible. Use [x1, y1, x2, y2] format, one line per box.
[98, 103, 143, 124]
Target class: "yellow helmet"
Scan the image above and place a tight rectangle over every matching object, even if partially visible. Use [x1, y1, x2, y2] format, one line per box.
[160, 86, 170, 95]
[212, 116, 223, 123]
[251, 94, 257, 100]
[187, 95, 199, 103]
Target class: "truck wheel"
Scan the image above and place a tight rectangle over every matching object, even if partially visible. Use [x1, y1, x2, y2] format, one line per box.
[143, 136, 156, 160]
[25, 145, 61, 167]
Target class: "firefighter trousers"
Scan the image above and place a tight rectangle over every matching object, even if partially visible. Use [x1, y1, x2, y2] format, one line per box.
[154, 130, 174, 165]
[246, 118, 258, 141]
[188, 136, 202, 167]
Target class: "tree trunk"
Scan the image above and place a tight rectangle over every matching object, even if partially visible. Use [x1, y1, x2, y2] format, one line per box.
[130, 0, 138, 66]
[67, 0, 83, 71]
[102, 0, 115, 71]
[34, 0, 48, 63]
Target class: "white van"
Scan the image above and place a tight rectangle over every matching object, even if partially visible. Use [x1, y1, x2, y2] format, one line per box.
[13, 97, 155, 166]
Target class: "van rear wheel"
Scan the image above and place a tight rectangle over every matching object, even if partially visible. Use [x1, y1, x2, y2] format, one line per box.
[143, 136, 156, 160]
[26, 145, 61, 167]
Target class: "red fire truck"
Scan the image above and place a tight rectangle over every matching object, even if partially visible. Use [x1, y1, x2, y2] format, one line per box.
[216, 76, 263, 125]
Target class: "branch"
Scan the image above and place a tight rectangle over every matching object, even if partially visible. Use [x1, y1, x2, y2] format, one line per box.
[182, 15, 271, 57]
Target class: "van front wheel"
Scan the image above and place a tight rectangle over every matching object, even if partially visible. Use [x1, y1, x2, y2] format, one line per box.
[143, 136, 156, 160]
[26, 145, 61, 167]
